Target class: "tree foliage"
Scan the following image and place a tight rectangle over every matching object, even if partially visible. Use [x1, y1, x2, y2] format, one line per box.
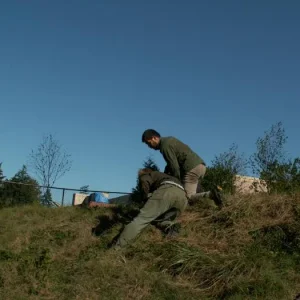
[0, 162, 5, 183]
[250, 122, 300, 193]
[79, 185, 90, 194]
[0, 163, 6, 204]
[41, 188, 54, 207]
[201, 144, 247, 194]
[250, 122, 287, 177]
[0, 165, 41, 208]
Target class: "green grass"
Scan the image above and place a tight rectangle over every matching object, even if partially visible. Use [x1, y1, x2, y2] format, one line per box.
[1, 194, 300, 299]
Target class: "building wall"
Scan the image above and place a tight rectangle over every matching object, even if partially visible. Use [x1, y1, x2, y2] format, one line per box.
[72, 192, 110, 205]
[234, 175, 268, 194]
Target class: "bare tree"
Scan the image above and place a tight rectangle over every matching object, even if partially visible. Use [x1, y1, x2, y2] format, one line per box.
[29, 134, 72, 188]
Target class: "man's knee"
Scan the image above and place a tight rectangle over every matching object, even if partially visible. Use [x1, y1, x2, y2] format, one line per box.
[184, 183, 197, 198]
[151, 208, 179, 225]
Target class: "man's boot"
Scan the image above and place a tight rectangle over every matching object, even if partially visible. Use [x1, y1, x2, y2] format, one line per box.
[163, 222, 181, 238]
[210, 186, 223, 208]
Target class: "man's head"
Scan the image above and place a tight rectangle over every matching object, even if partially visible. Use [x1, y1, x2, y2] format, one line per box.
[141, 129, 161, 149]
[138, 168, 153, 178]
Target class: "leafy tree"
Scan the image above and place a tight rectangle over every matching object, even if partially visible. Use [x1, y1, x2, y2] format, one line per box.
[250, 122, 287, 178]
[1, 165, 41, 207]
[260, 158, 300, 194]
[142, 157, 160, 172]
[0, 162, 5, 183]
[0, 163, 5, 204]
[79, 185, 90, 194]
[41, 188, 54, 207]
[250, 122, 300, 193]
[201, 144, 247, 194]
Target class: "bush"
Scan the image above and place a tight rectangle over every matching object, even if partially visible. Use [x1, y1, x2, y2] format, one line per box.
[0, 165, 41, 208]
[201, 144, 247, 194]
[250, 122, 300, 194]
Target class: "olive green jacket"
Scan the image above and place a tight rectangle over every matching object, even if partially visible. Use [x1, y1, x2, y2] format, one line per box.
[139, 171, 182, 201]
[159, 136, 205, 180]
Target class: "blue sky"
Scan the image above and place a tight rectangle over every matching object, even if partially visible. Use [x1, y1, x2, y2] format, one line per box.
[1, 1, 299, 203]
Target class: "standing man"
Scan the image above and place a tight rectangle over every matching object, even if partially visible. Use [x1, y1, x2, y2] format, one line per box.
[112, 168, 188, 248]
[141, 129, 222, 207]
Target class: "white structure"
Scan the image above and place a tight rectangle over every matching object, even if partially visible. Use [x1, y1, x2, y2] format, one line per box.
[72, 192, 109, 206]
[234, 175, 268, 194]
[72, 175, 267, 206]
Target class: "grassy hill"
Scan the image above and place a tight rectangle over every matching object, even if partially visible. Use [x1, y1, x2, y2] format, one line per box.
[1, 193, 300, 300]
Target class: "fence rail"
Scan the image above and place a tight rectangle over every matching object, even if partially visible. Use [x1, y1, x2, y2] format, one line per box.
[1, 181, 131, 206]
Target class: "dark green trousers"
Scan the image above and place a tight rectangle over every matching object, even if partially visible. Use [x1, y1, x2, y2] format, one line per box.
[116, 184, 188, 247]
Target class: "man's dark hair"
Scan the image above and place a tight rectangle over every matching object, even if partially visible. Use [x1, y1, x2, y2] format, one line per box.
[141, 129, 161, 143]
[138, 168, 154, 177]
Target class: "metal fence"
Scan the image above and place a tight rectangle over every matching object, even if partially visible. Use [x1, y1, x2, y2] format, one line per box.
[1, 181, 131, 207]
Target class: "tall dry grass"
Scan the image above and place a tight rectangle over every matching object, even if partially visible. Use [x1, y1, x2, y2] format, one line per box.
[1, 193, 300, 299]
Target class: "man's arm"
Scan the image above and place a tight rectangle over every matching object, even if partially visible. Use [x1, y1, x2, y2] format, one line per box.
[161, 146, 181, 179]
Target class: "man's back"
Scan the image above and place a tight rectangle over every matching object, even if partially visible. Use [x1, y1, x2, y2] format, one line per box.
[159, 136, 205, 179]
[141, 129, 209, 199]
[139, 170, 182, 199]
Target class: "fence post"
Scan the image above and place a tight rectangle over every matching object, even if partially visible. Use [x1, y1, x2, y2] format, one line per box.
[61, 189, 65, 206]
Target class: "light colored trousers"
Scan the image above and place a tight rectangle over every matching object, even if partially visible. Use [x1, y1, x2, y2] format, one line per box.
[183, 164, 211, 200]
[116, 184, 188, 247]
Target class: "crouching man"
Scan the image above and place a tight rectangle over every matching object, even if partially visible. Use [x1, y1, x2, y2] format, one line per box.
[112, 168, 188, 249]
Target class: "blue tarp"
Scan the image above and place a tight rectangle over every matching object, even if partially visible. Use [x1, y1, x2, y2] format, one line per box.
[90, 192, 109, 203]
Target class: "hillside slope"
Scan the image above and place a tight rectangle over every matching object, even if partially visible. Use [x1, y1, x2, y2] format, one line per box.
[1, 193, 300, 300]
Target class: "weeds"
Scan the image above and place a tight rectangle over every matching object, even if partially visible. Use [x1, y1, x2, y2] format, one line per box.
[1, 193, 300, 299]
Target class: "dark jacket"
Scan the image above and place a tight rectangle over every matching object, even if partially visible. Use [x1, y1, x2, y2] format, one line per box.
[159, 136, 205, 180]
[139, 171, 182, 201]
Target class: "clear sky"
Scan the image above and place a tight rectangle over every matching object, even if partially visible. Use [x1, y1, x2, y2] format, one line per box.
[1, 1, 299, 203]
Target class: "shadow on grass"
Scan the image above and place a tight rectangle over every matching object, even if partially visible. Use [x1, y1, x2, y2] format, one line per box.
[91, 204, 181, 248]
[91, 205, 140, 237]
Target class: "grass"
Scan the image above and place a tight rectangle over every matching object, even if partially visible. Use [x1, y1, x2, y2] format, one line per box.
[1, 193, 300, 299]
